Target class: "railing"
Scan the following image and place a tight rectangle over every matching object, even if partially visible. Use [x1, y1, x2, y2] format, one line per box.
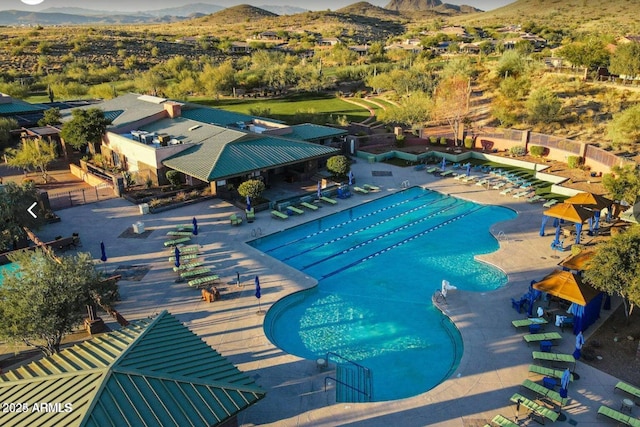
[401, 180, 410, 189]
[251, 227, 262, 237]
[324, 351, 373, 402]
[46, 182, 115, 210]
[496, 230, 509, 242]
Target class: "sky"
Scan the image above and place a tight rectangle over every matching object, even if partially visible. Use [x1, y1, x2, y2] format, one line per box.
[2, 0, 516, 13]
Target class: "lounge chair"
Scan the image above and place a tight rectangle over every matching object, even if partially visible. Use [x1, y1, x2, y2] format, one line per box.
[440, 170, 454, 177]
[173, 261, 205, 272]
[615, 381, 640, 399]
[523, 332, 562, 344]
[176, 224, 194, 232]
[426, 167, 438, 174]
[174, 245, 199, 255]
[245, 208, 256, 223]
[188, 275, 220, 288]
[492, 182, 506, 190]
[532, 351, 576, 369]
[164, 237, 191, 247]
[462, 175, 477, 183]
[271, 210, 289, 220]
[353, 186, 369, 194]
[300, 201, 319, 211]
[543, 199, 559, 208]
[527, 195, 545, 203]
[166, 230, 193, 237]
[230, 214, 243, 225]
[500, 187, 514, 195]
[476, 178, 489, 186]
[287, 206, 304, 215]
[168, 253, 197, 263]
[528, 365, 574, 382]
[513, 190, 531, 198]
[509, 393, 559, 424]
[453, 173, 466, 180]
[363, 184, 380, 191]
[512, 318, 548, 328]
[489, 414, 519, 427]
[320, 196, 337, 205]
[597, 405, 640, 427]
[180, 267, 212, 279]
[520, 379, 568, 407]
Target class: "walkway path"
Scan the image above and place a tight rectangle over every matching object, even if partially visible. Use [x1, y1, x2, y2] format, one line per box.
[4, 162, 624, 427]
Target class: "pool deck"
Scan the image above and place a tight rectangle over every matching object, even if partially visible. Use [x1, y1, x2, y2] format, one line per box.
[15, 162, 625, 426]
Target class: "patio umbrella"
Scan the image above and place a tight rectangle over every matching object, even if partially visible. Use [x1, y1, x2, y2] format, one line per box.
[560, 368, 571, 398]
[192, 217, 198, 236]
[348, 170, 354, 185]
[255, 275, 263, 314]
[100, 241, 107, 262]
[441, 157, 446, 170]
[466, 163, 471, 177]
[174, 246, 180, 268]
[317, 181, 322, 199]
[573, 331, 584, 359]
[246, 195, 251, 211]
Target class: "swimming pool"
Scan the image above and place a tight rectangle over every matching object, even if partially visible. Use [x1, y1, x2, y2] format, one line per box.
[251, 187, 516, 401]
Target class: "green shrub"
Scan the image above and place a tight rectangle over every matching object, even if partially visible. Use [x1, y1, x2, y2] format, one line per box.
[567, 156, 583, 168]
[395, 134, 406, 148]
[165, 170, 181, 188]
[327, 155, 350, 176]
[464, 137, 474, 149]
[529, 145, 545, 157]
[509, 145, 526, 156]
[429, 136, 438, 145]
[439, 137, 447, 145]
[237, 179, 266, 199]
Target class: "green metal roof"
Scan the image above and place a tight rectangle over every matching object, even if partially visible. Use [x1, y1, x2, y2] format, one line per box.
[0, 98, 48, 115]
[0, 311, 264, 427]
[285, 123, 347, 142]
[181, 107, 261, 127]
[163, 134, 340, 181]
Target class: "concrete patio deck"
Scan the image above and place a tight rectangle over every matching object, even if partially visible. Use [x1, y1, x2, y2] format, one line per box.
[15, 160, 627, 426]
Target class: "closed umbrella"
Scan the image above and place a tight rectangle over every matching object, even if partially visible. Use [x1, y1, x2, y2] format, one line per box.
[573, 331, 584, 359]
[255, 275, 263, 314]
[441, 157, 446, 170]
[174, 246, 180, 268]
[560, 368, 571, 398]
[100, 241, 107, 262]
[246, 195, 251, 211]
[348, 170, 354, 185]
[192, 217, 198, 236]
[317, 181, 322, 199]
[466, 163, 471, 177]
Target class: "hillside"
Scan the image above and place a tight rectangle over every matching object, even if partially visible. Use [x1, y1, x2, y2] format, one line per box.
[336, 2, 401, 19]
[386, 0, 443, 10]
[199, 4, 277, 25]
[452, 0, 640, 35]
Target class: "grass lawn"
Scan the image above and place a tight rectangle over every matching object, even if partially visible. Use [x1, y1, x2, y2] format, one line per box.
[189, 92, 370, 124]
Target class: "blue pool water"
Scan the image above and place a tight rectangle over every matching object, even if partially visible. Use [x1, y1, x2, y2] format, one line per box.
[0, 263, 19, 286]
[251, 187, 516, 401]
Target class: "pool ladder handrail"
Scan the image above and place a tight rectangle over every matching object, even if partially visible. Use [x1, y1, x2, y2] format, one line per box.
[324, 351, 373, 402]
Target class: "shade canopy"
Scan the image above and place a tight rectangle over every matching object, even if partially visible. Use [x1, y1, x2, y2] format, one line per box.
[532, 270, 600, 306]
[564, 192, 612, 210]
[543, 203, 593, 223]
[620, 202, 640, 224]
[559, 250, 596, 271]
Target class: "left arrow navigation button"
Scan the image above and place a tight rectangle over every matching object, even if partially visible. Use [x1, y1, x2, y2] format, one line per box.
[27, 202, 38, 218]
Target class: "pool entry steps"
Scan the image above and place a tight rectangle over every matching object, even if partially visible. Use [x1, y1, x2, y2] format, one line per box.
[324, 352, 373, 402]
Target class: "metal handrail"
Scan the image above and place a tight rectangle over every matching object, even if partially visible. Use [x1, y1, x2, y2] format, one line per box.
[324, 376, 370, 399]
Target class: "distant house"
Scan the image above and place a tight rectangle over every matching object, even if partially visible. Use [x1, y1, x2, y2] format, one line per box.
[385, 43, 423, 54]
[348, 44, 369, 56]
[175, 36, 198, 44]
[230, 41, 250, 53]
[459, 42, 481, 54]
[257, 30, 281, 41]
[618, 35, 640, 44]
[318, 37, 341, 46]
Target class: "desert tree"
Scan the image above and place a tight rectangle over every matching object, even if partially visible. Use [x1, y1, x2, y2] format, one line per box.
[60, 108, 110, 152]
[0, 182, 45, 252]
[0, 117, 18, 151]
[432, 75, 471, 146]
[5, 138, 57, 182]
[607, 104, 640, 149]
[602, 164, 640, 208]
[0, 249, 118, 356]
[378, 91, 432, 129]
[525, 87, 562, 124]
[583, 226, 640, 321]
[609, 42, 640, 83]
[37, 107, 61, 127]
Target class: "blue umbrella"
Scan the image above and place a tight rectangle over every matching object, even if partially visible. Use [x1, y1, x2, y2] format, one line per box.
[441, 157, 446, 170]
[255, 275, 262, 313]
[466, 163, 471, 177]
[192, 217, 198, 236]
[100, 241, 107, 262]
[246, 195, 251, 211]
[560, 368, 571, 398]
[317, 181, 322, 199]
[540, 215, 549, 236]
[573, 331, 584, 360]
[174, 246, 180, 268]
[348, 170, 354, 185]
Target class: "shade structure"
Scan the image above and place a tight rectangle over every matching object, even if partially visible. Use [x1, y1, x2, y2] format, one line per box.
[620, 201, 640, 224]
[532, 270, 600, 306]
[559, 250, 595, 272]
[543, 203, 593, 224]
[564, 192, 612, 211]
[192, 217, 198, 236]
[100, 241, 107, 262]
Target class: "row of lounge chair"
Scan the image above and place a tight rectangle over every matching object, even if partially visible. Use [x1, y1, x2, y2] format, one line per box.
[164, 229, 220, 289]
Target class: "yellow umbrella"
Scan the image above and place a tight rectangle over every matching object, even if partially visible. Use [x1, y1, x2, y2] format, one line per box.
[532, 270, 600, 305]
[564, 192, 611, 210]
[543, 203, 593, 223]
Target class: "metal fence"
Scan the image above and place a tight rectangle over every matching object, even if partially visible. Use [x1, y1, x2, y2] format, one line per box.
[48, 183, 115, 210]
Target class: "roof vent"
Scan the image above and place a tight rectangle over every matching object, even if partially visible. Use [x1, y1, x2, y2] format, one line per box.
[188, 125, 201, 131]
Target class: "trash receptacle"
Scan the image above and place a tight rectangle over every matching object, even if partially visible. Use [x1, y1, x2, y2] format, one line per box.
[133, 221, 145, 234]
[540, 340, 553, 352]
[543, 377, 557, 390]
[367, 156, 375, 164]
[139, 203, 149, 214]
